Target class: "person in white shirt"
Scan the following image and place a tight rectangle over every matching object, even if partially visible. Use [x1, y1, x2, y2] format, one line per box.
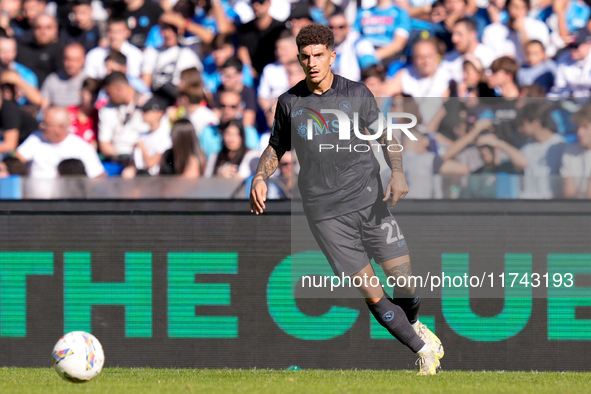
[122, 96, 172, 178]
[98, 71, 151, 160]
[84, 17, 144, 79]
[15, 106, 105, 178]
[548, 28, 591, 97]
[482, 0, 550, 64]
[328, 11, 379, 82]
[141, 19, 203, 105]
[257, 30, 298, 114]
[387, 38, 450, 97]
[441, 17, 495, 83]
[483, 102, 566, 198]
[561, 104, 591, 198]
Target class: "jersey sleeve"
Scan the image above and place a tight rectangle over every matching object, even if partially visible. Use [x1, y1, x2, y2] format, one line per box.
[394, 8, 411, 38]
[268, 96, 291, 152]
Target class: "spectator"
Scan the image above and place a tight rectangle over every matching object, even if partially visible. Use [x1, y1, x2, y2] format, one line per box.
[540, 0, 590, 56]
[482, 0, 550, 64]
[122, 96, 172, 177]
[202, 34, 254, 93]
[122, 0, 163, 49]
[104, 50, 150, 94]
[85, 17, 144, 79]
[509, 102, 567, 198]
[57, 158, 87, 176]
[561, 104, 591, 198]
[204, 118, 259, 179]
[159, 118, 206, 178]
[0, 36, 42, 106]
[40, 42, 87, 110]
[487, 56, 520, 97]
[258, 30, 298, 115]
[267, 150, 296, 199]
[548, 28, 591, 97]
[430, 0, 484, 53]
[59, 0, 101, 53]
[516, 40, 556, 93]
[16, 13, 63, 86]
[441, 18, 495, 83]
[455, 55, 495, 97]
[158, 0, 237, 49]
[98, 71, 150, 160]
[309, 0, 342, 25]
[0, 0, 21, 41]
[9, 0, 46, 46]
[67, 77, 100, 148]
[203, 89, 258, 157]
[328, 11, 379, 82]
[176, 73, 219, 142]
[386, 38, 450, 98]
[15, 106, 105, 178]
[215, 57, 256, 127]
[0, 155, 28, 176]
[141, 18, 202, 106]
[237, 0, 286, 77]
[354, 0, 410, 63]
[0, 92, 38, 154]
[287, 1, 313, 37]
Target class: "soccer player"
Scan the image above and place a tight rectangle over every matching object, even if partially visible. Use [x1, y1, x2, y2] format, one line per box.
[249, 24, 444, 375]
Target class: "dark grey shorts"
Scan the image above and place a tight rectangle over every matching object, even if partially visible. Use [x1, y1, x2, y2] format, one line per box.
[308, 202, 410, 276]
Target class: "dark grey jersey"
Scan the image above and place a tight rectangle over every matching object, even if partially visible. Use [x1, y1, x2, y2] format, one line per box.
[269, 74, 382, 221]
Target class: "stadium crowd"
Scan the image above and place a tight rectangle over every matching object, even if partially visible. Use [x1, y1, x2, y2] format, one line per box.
[0, 0, 591, 198]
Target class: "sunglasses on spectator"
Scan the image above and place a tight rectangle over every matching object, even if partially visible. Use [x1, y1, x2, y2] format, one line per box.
[220, 104, 239, 109]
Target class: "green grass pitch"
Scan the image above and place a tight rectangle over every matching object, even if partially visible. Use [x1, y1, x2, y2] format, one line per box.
[1, 368, 590, 393]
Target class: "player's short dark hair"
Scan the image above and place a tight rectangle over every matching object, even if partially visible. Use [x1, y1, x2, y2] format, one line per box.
[455, 17, 476, 32]
[221, 57, 243, 73]
[102, 71, 129, 87]
[490, 56, 519, 77]
[72, 0, 92, 7]
[296, 23, 334, 51]
[517, 101, 556, 132]
[58, 159, 87, 176]
[106, 50, 127, 66]
[573, 104, 591, 125]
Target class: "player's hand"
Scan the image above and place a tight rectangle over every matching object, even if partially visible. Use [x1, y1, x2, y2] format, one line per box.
[383, 171, 409, 208]
[250, 176, 267, 215]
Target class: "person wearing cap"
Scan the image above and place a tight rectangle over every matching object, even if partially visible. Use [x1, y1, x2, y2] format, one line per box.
[548, 27, 591, 97]
[141, 17, 202, 106]
[121, 96, 172, 178]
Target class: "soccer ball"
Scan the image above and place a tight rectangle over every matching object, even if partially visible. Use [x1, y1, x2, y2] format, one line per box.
[51, 331, 105, 382]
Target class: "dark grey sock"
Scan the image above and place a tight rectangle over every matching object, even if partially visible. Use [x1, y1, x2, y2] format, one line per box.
[391, 288, 421, 325]
[367, 296, 425, 353]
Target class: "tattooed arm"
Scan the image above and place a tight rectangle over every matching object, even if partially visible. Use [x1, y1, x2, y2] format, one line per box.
[376, 129, 409, 208]
[250, 145, 286, 214]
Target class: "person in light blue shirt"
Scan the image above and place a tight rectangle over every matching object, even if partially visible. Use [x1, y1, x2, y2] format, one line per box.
[201, 34, 253, 94]
[354, 0, 411, 63]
